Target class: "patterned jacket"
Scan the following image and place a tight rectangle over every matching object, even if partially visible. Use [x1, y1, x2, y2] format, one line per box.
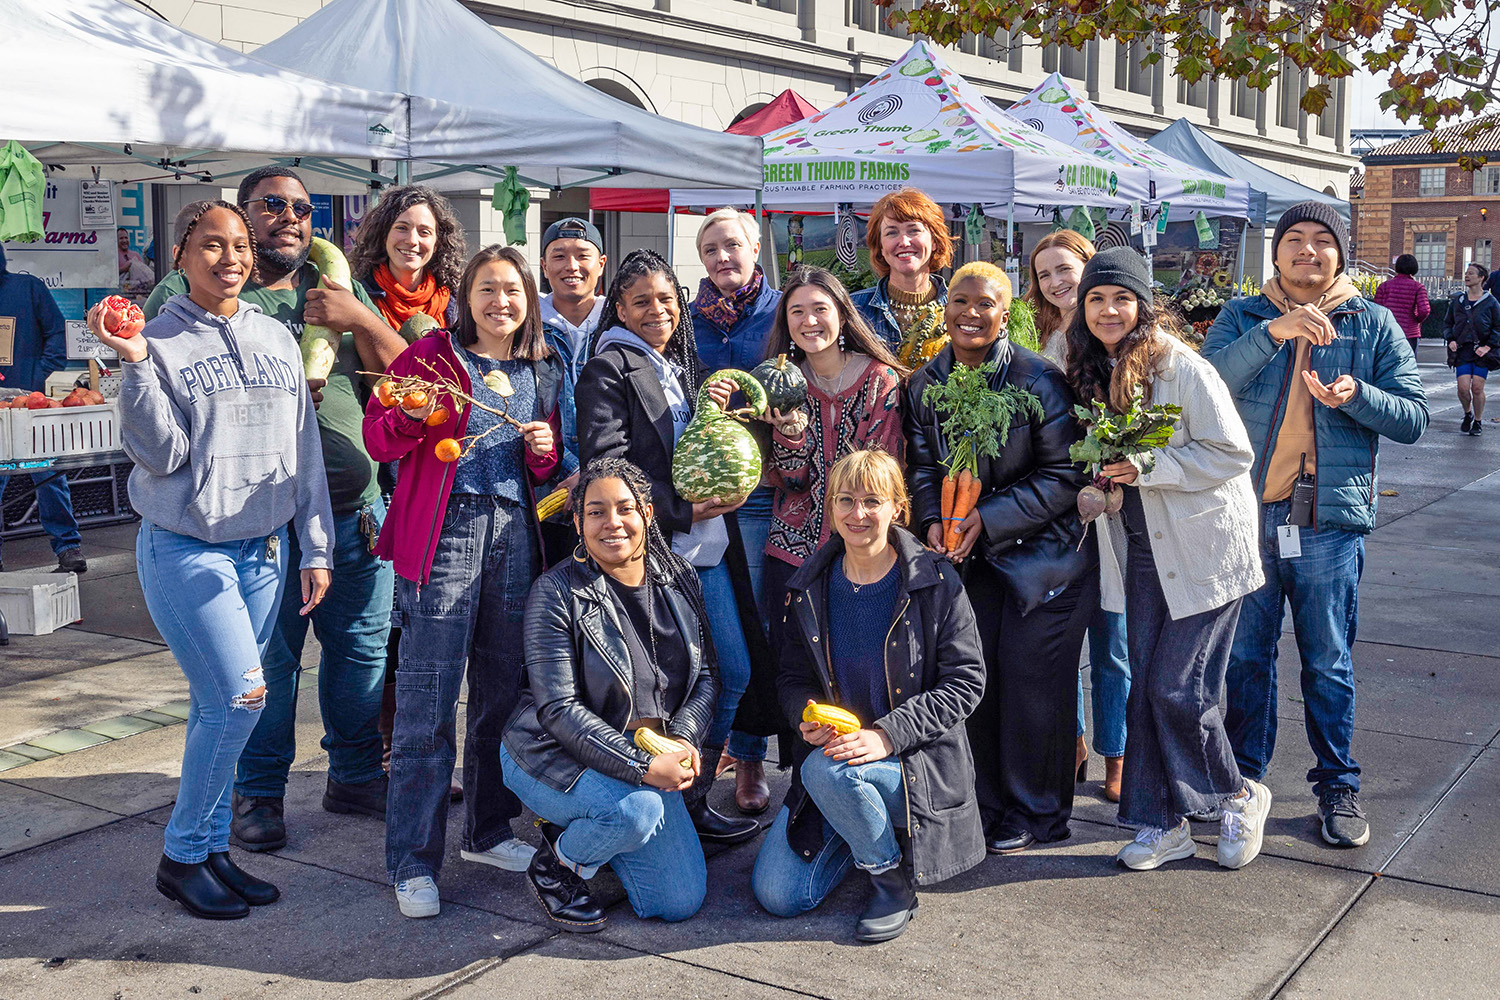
[764, 357, 903, 567]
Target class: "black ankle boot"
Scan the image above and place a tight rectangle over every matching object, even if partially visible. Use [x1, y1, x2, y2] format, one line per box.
[688, 749, 759, 844]
[156, 855, 250, 920]
[526, 823, 606, 933]
[854, 865, 918, 942]
[207, 851, 280, 906]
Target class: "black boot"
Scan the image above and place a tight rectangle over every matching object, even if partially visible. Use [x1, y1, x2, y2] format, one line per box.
[688, 748, 759, 844]
[854, 865, 918, 942]
[207, 851, 280, 906]
[230, 793, 286, 851]
[526, 822, 606, 933]
[323, 772, 389, 819]
[155, 855, 249, 920]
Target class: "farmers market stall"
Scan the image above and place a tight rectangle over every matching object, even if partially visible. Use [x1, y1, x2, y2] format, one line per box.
[252, 0, 764, 194]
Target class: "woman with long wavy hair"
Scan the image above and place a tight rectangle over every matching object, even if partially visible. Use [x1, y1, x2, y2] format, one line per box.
[349, 185, 467, 332]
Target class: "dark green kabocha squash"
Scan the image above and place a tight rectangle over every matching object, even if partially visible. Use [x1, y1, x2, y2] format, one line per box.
[749, 353, 808, 413]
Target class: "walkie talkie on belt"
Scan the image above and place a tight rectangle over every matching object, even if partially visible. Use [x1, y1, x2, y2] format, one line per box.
[1288, 453, 1315, 528]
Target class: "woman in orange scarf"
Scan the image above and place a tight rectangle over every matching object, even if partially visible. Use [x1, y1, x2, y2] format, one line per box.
[350, 185, 467, 334]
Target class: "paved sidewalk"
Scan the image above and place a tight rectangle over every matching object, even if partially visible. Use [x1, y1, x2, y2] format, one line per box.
[1, 344, 1497, 999]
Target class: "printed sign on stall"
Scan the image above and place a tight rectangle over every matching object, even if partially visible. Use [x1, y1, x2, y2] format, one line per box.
[2, 179, 115, 290]
[80, 181, 116, 229]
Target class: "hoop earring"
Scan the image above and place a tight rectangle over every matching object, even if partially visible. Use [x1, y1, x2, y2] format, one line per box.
[572, 541, 590, 564]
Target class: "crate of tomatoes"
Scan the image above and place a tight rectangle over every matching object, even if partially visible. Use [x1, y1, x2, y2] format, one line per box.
[0, 387, 120, 462]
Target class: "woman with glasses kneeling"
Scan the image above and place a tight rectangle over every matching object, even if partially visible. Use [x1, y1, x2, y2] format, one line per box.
[501, 457, 720, 931]
[752, 450, 985, 942]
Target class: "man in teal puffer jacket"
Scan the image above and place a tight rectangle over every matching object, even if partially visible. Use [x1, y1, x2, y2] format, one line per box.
[1202, 202, 1427, 851]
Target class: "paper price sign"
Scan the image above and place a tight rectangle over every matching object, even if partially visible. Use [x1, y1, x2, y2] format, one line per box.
[66, 319, 118, 361]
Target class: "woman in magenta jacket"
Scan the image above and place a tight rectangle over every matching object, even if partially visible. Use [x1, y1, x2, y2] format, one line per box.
[1372, 254, 1431, 353]
[362, 244, 563, 920]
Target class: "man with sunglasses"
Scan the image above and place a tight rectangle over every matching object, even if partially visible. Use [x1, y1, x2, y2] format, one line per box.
[145, 166, 407, 853]
[1202, 202, 1428, 851]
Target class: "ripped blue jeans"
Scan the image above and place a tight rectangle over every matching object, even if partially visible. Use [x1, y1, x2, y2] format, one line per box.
[137, 520, 288, 863]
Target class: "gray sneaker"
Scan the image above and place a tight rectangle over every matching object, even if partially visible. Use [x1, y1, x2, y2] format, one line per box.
[1117, 819, 1196, 871]
[1318, 787, 1370, 847]
[1218, 779, 1272, 869]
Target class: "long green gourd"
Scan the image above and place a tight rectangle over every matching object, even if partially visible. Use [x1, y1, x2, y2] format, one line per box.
[301, 236, 350, 380]
[671, 369, 768, 504]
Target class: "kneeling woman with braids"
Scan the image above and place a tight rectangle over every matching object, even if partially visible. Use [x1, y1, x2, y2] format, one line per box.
[501, 458, 720, 930]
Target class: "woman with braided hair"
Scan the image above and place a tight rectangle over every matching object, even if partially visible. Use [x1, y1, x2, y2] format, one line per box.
[501, 458, 720, 930]
[576, 249, 759, 844]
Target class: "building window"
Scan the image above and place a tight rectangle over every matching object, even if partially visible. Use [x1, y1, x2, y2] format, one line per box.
[995, 29, 1025, 72]
[1060, 44, 1088, 81]
[1230, 76, 1256, 119]
[1480, 165, 1500, 195]
[1177, 75, 1209, 109]
[1278, 57, 1304, 129]
[1115, 38, 1153, 96]
[1478, 239, 1494, 271]
[852, 0, 905, 35]
[1413, 231, 1448, 276]
[1419, 167, 1446, 197]
[736, 0, 796, 10]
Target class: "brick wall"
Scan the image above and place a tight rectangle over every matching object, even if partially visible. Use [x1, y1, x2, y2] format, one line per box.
[1353, 162, 1500, 276]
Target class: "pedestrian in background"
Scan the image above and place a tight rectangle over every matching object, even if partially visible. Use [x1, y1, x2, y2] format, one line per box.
[0, 243, 85, 574]
[690, 207, 783, 813]
[1372, 254, 1430, 355]
[1203, 202, 1428, 849]
[96, 200, 332, 920]
[1064, 248, 1270, 872]
[1444, 262, 1500, 436]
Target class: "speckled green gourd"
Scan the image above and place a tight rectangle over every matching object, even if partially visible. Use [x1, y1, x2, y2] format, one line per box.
[397, 312, 442, 344]
[671, 369, 768, 504]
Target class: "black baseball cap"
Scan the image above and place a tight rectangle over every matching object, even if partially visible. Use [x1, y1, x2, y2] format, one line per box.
[542, 217, 604, 254]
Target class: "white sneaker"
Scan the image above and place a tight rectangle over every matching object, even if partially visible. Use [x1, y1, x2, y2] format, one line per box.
[395, 876, 440, 918]
[1218, 779, 1272, 869]
[1116, 819, 1196, 870]
[460, 837, 537, 872]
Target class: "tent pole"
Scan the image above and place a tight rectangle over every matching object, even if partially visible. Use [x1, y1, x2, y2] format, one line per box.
[1006, 201, 1017, 293]
[667, 206, 676, 269]
[396, 160, 410, 185]
[1235, 221, 1248, 294]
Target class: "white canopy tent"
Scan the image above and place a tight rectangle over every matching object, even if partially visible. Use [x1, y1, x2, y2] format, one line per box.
[666, 42, 1150, 215]
[5, 0, 417, 192]
[1003, 74, 1253, 221]
[252, 0, 764, 193]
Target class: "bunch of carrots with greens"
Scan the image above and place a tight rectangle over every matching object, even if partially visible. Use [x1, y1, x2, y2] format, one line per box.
[922, 362, 1044, 553]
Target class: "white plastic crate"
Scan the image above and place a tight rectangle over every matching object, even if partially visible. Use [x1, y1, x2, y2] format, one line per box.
[0, 572, 81, 636]
[0, 402, 120, 461]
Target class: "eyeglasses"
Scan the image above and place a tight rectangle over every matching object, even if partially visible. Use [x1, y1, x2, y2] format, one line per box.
[245, 195, 314, 220]
[831, 494, 890, 515]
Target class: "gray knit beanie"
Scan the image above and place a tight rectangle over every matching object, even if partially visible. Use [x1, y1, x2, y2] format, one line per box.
[1076, 246, 1154, 304]
[1273, 201, 1349, 273]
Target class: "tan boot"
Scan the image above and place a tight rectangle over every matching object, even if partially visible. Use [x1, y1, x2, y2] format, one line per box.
[716, 748, 737, 778]
[1103, 756, 1123, 803]
[734, 759, 770, 815]
[1075, 736, 1089, 784]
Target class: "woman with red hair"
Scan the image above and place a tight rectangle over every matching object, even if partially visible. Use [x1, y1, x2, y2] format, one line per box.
[851, 188, 954, 369]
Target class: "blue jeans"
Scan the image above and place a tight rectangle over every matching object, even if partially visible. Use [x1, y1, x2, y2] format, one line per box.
[1226, 500, 1364, 796]
[386, 495, 535, 883]
[0, 472, 81, 558]
[1076, 607, 1130, 758]
[752, 753, 907, 917]
[236, 499, 394, 796]
[728, 502, 772, 763]
[698, 561, 752, 752]
[137, 520, 287, 863]
[500, 745, 706, 922]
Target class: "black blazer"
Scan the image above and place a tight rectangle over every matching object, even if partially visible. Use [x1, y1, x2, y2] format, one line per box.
[778, 528, 987, 886]
[502, 556, 719, 792]
[577, 341, 696, 538]
[903, 337, 1094, 613]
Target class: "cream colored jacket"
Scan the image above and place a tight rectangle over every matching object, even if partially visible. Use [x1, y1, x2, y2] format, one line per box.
[1096, 336, 1265, 620]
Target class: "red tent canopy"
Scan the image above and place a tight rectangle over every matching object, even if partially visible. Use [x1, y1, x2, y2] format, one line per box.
[588, 89, 818, 213]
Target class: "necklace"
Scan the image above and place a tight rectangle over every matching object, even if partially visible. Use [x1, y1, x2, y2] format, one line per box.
[844, 553, 896, 592]
[808, 352, 855, 395]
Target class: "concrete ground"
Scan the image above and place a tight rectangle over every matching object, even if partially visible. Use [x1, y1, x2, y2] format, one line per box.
[1, 342, 1497, 1000]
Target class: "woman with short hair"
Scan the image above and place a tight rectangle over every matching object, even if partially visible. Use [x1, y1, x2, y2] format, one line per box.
[851, 188, 954, 368]
[1372, 254, 1430, 355]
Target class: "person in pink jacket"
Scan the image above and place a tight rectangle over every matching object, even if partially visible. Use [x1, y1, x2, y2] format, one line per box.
[1372, 255, 1431, 353]
[362, 244, 563, 920]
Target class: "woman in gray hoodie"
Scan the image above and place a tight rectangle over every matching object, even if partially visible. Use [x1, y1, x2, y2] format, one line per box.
[88, 201, 333, 920]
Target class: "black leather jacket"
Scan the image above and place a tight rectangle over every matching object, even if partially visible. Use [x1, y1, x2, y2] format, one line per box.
[502, 556, 719, 792]
[903, 337, 1095, 613]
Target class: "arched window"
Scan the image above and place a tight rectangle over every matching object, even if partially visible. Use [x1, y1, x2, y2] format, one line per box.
[729, 102, 769, 128]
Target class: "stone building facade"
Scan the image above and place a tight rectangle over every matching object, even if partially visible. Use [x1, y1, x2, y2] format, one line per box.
[1354, 117, 1500, 281]
[131, 0, 1358, 284]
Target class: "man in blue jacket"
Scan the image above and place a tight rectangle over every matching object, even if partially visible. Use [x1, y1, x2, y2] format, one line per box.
[1203, 202, 1428, 850]
[0, 246, 85, 573]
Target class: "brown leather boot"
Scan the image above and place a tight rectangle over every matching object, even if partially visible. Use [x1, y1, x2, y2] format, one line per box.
[734, 758, 770, 815]
[1103, 756, 1124, 803]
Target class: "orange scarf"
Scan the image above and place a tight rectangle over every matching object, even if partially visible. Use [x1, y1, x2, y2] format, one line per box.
[372, 263, 451, 331]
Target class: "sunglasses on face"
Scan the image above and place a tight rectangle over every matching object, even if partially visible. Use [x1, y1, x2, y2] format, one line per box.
[246, 195, 314, 220]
